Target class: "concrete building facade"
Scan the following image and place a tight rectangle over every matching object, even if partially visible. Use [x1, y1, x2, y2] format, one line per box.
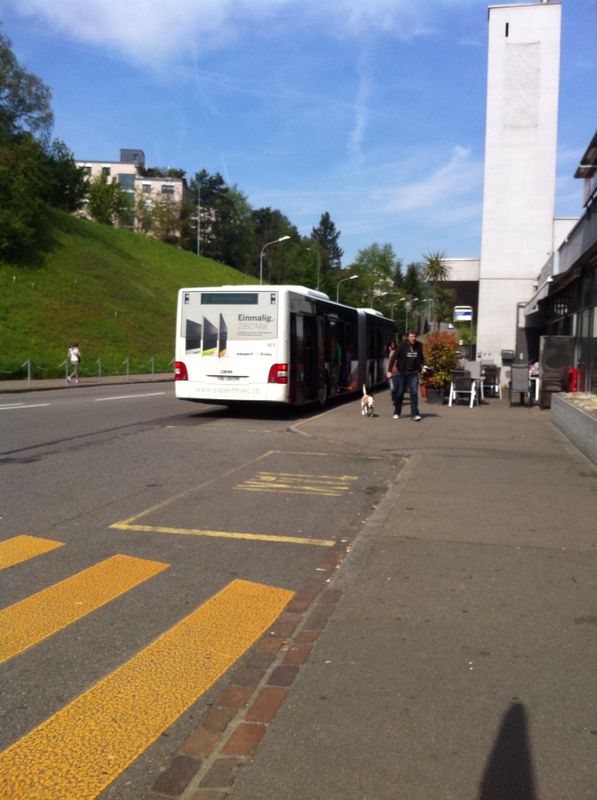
[476, 1, 562, 363]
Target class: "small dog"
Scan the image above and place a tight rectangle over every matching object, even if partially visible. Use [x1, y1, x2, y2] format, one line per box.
[361, 384, 375, 417]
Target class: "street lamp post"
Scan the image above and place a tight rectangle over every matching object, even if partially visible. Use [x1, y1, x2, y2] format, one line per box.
[391, 297, 406, 321]
[405, 297, 419, 334]
[336, 274, 358, 303]
[260, 236, 291, 285]
[306, 247, 322, 291]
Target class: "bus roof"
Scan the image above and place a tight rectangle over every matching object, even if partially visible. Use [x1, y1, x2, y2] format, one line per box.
[179, 285, 331, 301]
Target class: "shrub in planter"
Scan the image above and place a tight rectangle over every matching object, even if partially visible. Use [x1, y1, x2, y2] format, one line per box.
[423, 331, 460, 392]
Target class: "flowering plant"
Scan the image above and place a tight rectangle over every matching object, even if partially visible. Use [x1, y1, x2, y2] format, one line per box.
[423, 331, 460, 390]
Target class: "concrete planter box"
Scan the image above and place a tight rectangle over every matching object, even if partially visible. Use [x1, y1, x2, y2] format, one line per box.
[551, 393, 597, 466]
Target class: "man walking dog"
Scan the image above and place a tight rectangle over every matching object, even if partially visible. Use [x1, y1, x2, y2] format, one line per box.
[387, 330, 424, 420]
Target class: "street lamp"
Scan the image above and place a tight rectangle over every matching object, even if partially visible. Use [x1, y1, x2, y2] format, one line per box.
[306, 247, 322, 290]
[336, 274, 357, 303]
[260, 236, 290, 285]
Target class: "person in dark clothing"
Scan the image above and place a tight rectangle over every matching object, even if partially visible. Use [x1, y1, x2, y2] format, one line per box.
[386, 329, 424, 420]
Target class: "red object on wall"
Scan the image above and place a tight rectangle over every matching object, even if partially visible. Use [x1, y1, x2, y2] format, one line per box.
[565, 367, 578, 392]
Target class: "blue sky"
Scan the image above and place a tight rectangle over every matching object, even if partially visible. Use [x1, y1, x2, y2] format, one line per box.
[2, 0, 596, 266]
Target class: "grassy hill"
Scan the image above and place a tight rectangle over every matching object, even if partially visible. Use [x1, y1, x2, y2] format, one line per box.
[0, 209, 256, 380]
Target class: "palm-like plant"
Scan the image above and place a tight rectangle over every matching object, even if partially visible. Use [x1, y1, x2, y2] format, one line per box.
[422, 251, 450, 328]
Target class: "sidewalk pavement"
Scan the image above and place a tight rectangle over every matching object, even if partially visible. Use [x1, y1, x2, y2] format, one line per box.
[0, 373, 173, 393]
[224, 390, 596, 800]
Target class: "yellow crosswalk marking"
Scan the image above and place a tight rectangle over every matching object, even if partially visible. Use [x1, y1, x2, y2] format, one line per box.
[0, 554, 168, 665]
[0, 535, 64, 570]
[0, 579, 293, 800]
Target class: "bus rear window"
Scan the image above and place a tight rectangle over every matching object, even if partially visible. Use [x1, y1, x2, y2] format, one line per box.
[201, 293, 259, 305]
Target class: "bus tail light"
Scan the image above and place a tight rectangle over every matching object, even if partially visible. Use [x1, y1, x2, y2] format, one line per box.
[268, 363, 288, 384]
[174, 361, 188, 381]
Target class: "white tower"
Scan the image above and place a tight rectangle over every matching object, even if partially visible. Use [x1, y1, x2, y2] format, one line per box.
[476, 1, 561, 362]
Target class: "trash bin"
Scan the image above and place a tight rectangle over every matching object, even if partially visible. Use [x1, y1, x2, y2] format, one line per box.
[501, 350, 515, 366]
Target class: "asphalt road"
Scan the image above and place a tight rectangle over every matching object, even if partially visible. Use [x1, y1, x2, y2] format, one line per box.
[0, 384, 401, 800]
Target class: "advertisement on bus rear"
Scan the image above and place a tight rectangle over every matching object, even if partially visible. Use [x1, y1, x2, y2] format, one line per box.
[181, 290, 278, 356]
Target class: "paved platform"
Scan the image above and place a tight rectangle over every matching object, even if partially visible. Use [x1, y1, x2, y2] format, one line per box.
[175, 389, 596, 800]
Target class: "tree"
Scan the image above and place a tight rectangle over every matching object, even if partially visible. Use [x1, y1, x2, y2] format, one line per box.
[0, 30, 53, 141]
[422, 251, 450, 327]
[0, 132, 48, 260]
[252, 207, 297, 283]
[44, 139, 88, 212]
[188, 169, 230, 260]
[87, 174, 132, 226]
[350, 243, 403, 313]
[311, 212, 343, 275]
[149, 193, 183, 244]
[403, 262, 424, 302]
[219, 186, 255, 272]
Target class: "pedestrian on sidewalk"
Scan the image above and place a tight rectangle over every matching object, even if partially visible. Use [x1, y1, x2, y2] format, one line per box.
[67, 343, 81, 384]
[387, 329, 424, 420]
[387, 340, 398, 403]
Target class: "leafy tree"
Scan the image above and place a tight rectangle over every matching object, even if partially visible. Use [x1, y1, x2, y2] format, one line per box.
[149, 193, 183, 244]
[252, 207, 297, 283]
[311, 212, 343, 275]
[188, 169, 232, 261]
[0, 30, 53, 141]
[403, 262, 424, 301]
[422, 250, 450, 327]
[0, 132, 48, 260]
[87, 174, 132, 227]
[349, 243, 403, 313]
[44, 139, 88, 212]
[219, 186, 255, 272]
[433, 285, 456, 325]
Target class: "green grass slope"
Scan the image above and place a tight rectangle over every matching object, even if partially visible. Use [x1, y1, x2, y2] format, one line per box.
[0, 209, 256, 379]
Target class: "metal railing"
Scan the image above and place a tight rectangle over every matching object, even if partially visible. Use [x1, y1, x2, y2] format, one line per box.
[0, 356, 175, 384]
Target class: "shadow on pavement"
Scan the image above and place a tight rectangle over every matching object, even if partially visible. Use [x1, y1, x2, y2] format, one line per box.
[478, 702, 538, 800]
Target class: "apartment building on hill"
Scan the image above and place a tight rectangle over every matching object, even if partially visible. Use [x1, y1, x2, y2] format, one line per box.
[75, 148, 188, 231]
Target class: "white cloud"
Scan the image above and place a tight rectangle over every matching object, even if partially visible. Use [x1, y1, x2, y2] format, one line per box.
[8, 0, 477, 70]
[249, 143, 483, 240]
[377, 145, 483, 214]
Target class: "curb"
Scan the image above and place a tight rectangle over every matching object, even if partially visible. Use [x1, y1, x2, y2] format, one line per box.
[147, 442, 409, 800]
[149, 540, 351, 800]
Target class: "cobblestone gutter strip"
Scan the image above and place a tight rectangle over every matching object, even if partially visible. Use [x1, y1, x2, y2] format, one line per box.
[148, 541, 351, 800]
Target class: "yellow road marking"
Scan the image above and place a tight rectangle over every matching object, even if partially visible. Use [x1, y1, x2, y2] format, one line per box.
[111, 521, 335, 547]
[0, 535, 64, 570]
[235, 471, 356, 496]
[0, 579, 293, 800]
[0, 555, 168, 665]
[113, 450, 277, 528]
[111, 450, 347, 530]
[110, 450, 354, 547]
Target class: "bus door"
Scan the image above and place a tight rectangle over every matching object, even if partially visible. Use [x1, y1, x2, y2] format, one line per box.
[325, 314, 345, 396]
[290, 313, 319, 404]
[316, 315, 327, 403]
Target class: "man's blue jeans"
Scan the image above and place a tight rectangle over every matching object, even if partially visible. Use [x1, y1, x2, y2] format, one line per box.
[392, 371, 420, 417]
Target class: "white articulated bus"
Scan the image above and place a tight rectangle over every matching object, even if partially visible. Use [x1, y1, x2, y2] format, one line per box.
[174, 285, 395, 406]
